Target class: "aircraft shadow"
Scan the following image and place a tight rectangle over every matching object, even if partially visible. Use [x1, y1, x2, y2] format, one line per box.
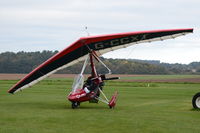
[7, 101, 109, 110]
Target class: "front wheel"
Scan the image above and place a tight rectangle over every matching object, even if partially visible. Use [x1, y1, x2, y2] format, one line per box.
[71, 102, 80, 109]
[192, 92, 200, 109]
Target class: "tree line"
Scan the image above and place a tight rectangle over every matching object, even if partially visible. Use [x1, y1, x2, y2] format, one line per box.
[0, 51, 200, 74]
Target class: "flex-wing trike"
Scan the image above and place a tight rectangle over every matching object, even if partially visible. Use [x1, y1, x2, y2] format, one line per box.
[68, 52, 119, 109]
[7, 29, 193, 109]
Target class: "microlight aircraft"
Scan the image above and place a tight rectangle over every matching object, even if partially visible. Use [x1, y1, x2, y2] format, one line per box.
[8, 29, 193, 109]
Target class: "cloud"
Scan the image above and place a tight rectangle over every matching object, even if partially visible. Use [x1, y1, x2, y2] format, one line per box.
[0, 0, 199, 63]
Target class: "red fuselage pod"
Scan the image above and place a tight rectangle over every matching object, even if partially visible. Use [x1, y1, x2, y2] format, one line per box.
[68, 89, 90, 102]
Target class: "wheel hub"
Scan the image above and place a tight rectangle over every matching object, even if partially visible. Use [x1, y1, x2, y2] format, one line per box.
[195, 97, 200, 108]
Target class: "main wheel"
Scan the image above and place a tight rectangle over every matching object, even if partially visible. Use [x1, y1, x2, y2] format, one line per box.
[71, 102, 80, 109]
[192, 92, 200, 109]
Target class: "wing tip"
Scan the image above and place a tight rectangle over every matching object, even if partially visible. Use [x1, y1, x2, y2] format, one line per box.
[8, 86, 16, 94]
[183, 28, 193, 33]
[8, 90, 14, 94]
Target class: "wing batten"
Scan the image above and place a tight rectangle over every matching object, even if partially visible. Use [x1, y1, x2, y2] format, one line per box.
[8, 28, 193, 94]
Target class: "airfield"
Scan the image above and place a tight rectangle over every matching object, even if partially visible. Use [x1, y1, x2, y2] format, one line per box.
[1, 74, 200, 133]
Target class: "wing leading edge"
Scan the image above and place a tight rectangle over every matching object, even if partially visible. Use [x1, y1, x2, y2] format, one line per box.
[8, 28, 193, 94]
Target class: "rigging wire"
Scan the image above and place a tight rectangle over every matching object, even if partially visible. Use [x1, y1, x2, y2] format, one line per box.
[92, 53, 112, 75]
[124, 45, 136, 59]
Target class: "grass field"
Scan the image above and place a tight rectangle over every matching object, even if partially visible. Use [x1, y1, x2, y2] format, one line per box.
[0, 75, 200, 133]
[120, 74, 200, 80]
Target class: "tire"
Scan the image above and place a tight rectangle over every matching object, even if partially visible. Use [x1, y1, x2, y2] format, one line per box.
[192, 92, 200, 109]
[71, 102, 80, 109]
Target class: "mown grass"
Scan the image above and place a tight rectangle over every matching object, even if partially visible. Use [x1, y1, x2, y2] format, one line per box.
[0, 76, 200, 133]
[120, 74, 200, 80]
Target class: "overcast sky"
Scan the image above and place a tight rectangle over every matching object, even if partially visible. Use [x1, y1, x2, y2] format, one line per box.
[0, 0, 199, 64]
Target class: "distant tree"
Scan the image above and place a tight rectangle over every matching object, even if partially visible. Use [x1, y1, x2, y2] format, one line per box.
[0, 51, 200, 74]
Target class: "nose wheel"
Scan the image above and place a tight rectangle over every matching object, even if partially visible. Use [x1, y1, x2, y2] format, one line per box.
[71, 102, 80, 109]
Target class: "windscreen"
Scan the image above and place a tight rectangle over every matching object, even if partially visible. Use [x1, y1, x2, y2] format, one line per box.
[72, 74, 84, 92]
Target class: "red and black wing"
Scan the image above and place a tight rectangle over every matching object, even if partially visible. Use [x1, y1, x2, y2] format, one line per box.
[8, 28, 193, 93]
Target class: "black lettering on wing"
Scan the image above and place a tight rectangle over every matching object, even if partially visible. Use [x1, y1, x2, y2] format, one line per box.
[120, 37, 130, 44]
[110, 39, 120, 46]
[94, 42, 104, 50]
[141, 34, 148, 40]
[130, 36, 139, 42]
